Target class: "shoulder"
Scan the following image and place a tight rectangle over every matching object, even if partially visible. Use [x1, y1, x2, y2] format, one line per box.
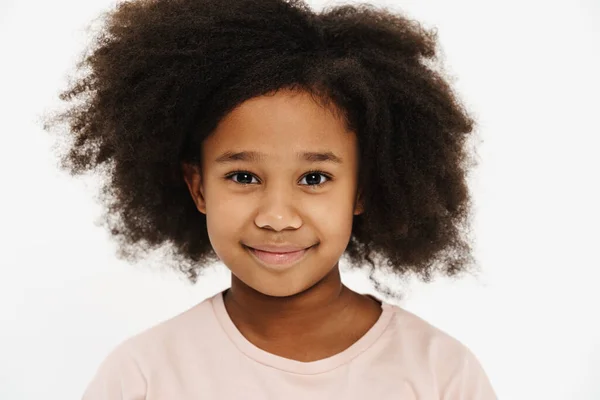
[382, 303, 497, 398]
[82, 294, 218, 399]
[122, 294, 216, 357]
[385, 304, 471, 359]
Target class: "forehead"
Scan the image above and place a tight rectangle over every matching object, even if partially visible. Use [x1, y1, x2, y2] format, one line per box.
[203, 90, 356, 159]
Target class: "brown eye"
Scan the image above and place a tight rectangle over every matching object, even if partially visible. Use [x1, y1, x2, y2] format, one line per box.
[227, 172, 258, 185]
[299, 172, 330, 187]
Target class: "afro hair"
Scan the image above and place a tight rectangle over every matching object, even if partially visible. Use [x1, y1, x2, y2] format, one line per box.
[42, 0, 480, 301]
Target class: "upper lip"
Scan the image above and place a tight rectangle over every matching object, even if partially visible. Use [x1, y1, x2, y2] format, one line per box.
[245, 244, 313, 253]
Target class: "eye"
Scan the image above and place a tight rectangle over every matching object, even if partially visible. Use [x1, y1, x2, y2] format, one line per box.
[299, 171, 331, 187]
[225, 171, 259, 185]
[224, 170, 332, 187]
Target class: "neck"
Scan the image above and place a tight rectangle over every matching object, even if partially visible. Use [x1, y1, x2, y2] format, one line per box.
[223, 266, 359, 342]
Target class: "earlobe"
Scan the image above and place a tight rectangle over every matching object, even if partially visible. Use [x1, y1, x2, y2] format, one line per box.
[353, 190, 364, 216]
[181, 163, 207, 214]
[353, 204, 364, 216]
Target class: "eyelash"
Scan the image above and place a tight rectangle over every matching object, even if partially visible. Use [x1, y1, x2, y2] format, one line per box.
[224, 170, 332, 188]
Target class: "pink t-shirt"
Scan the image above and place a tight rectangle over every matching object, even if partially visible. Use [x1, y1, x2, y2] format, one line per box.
[82, 289, 497, 399]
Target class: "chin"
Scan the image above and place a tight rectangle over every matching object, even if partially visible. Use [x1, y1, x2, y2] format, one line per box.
[256, 270, 331, 299]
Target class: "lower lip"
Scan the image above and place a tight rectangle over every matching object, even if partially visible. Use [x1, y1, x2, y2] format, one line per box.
[245, 245, 313, 270]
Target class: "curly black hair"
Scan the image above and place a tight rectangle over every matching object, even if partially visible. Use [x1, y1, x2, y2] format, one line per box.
[42, 0, 480, 301]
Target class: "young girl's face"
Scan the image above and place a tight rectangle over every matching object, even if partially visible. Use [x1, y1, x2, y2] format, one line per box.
[184, 89, 363, 297]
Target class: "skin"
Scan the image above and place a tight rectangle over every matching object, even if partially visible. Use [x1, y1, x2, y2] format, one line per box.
[182, 89, 382, 362]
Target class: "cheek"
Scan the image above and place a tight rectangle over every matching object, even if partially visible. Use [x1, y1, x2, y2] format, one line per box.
[306, 192, 355, 240]
[206, 194, 249, 235]
[205, 198, 250, 264]
[202, 181, 250, 249]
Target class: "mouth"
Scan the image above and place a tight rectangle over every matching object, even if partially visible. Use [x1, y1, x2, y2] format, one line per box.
[243, 244, 317, 269]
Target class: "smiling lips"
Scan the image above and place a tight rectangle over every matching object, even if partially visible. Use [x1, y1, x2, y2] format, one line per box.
[244, 243, 315, 268]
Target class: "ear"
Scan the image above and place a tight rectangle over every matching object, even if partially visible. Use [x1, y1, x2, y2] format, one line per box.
[353, 188, 364, 216]
[181, 162, 206, 214]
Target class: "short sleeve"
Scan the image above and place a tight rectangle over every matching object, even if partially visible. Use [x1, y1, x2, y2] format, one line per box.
[442, 349, 497, 400]
[81, 343, 147, 400]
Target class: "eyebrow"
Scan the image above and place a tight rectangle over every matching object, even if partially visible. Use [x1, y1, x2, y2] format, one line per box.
[215, 151, 343, 164]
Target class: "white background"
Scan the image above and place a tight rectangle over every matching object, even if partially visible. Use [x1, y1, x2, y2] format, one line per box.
[1, 0, 598, 398]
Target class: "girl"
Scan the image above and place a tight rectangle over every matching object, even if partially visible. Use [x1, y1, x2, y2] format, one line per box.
[43, 0, 496, 398]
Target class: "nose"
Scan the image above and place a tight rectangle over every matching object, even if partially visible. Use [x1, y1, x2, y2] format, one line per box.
[254, 183, 302, 231]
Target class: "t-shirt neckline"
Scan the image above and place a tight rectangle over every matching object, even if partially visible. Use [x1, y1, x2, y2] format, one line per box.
[211, 289, 394, 375]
